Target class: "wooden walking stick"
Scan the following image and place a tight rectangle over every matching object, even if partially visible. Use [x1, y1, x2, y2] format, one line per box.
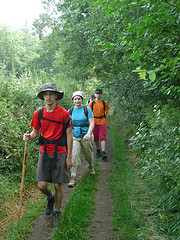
[18, 131, 29, 227]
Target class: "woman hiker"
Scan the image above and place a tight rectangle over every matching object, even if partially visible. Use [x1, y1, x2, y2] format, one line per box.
[23, 82, 73, 226]
[68, 91, 95, 188]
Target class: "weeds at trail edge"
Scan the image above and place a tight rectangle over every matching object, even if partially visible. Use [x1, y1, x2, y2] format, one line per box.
[51, 171, 98, 240]
[108, 120, 165, 239]
[5, 195, 46, 240]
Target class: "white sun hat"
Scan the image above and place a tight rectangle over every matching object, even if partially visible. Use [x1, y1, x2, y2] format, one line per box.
[72, 91, 83, 100]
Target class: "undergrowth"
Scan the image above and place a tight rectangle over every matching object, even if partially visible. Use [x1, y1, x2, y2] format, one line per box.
[130, 102, 180, 239]
[6, 197, 46, 240]
[108, 120, 166, 239]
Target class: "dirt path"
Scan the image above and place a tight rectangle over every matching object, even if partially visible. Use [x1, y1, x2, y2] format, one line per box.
[28, 133, 115, 240]
[88, 136, 116, 240]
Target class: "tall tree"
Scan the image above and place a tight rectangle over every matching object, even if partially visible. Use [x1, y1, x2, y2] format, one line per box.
[0, 25, 40, 77]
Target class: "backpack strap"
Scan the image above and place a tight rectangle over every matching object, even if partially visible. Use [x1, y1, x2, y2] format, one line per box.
[91, 99, 95, 112]
[69, 105, 89, 127]
[38, 107, 71, 170]
[83, 105, 88, 122]
[38, 107, 43, 127]
[38, 107, 65, 125]
[102, 100, 106, 118]
[69, 106, 73, 116]
[62, 115, 72, 137]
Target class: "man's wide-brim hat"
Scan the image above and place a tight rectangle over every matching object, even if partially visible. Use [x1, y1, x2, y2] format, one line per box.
[37, 82, 64, 101]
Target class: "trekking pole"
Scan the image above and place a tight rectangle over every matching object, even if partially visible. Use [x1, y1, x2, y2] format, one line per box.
[18, 131, 29, 227]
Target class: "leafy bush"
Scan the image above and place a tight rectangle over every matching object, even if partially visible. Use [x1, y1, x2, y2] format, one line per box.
[0, 73, 41, 180]
[130, 101, 180, 237]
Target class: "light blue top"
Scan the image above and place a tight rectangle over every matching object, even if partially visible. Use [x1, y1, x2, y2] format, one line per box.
[69, 105, 94, 138]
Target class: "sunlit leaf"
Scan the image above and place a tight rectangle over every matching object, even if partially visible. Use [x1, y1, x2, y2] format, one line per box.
[149, 71, 156, 81]
[140, 70, 146, 80]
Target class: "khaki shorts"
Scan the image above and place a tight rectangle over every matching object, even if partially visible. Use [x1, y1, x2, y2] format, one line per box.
[37, 151, 70, 184]
[72, 134, 94, 166]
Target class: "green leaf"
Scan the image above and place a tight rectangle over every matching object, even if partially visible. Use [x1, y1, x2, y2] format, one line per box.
[140, 70, 146, 80]
[152, 118, 156, 123]
[97, 41, 103, 45]
[149, 71, 156, 81]
[159, 64, 165, 70]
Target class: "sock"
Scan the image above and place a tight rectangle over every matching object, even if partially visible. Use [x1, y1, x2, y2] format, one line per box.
[88, 164, 93, 166]
[54, 208, 61, 213]
[71, 173, 76, 177]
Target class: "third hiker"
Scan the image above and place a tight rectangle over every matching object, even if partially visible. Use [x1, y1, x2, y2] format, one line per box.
[88, 88, 110, 161]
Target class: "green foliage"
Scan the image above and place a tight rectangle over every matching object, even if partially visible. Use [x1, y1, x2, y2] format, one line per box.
[87, 0, 180, 98]
[0, 175, 19, 220]
[32, 13, 53, 39]
[130, 101, 180, 237]
[108, 120, 160, 239]
[0, 26, 40, 77]
[0, 72, 41, 181]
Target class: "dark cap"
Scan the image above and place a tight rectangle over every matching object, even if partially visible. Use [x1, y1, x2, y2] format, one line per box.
[95, 88, 102, 94]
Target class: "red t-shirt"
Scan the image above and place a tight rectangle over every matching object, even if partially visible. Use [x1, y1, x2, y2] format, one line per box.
[31, 105, 73, 154]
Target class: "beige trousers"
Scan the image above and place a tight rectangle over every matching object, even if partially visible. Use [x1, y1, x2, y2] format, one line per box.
[72, 135, 94, 166]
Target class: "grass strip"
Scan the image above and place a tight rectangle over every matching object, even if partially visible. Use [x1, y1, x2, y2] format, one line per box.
[51, 171, 98, 240]
[108, 120, 163, 239]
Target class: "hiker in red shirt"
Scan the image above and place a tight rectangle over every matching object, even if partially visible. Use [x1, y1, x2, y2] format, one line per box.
[88, 88, 110, 161]
[23, 82, 73, 226]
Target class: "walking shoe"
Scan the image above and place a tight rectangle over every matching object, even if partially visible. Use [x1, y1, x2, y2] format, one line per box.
[96, 149, 101, 158]
[68, 177, 76, 188]
[88, 165, 95, 175]
[45, 194, 54, 215]
[53, 210, 61, 227]
[102, 151, 107, 161]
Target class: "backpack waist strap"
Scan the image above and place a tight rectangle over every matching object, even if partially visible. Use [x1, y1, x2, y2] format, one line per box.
[72, 124, 89, 127]
[39, 136, 66, 170]
[94, 116, 105, 119]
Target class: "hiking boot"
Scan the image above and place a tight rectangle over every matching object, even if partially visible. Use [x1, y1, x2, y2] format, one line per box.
[68, 177, 76, 188]
[96, 149, 101, 158]
[53, 210, 61, 227]
[88, 165, 95, 175]
[102, 151, 107, 161]
[45, 194, 54, 215]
